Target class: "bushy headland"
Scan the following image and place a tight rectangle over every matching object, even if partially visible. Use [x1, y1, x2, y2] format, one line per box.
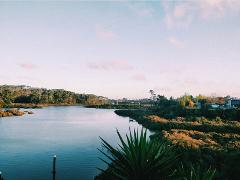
[0, 85, 108, 118]
[0, 85, 108, 107]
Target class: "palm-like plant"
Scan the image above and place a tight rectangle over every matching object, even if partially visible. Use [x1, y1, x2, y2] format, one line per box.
[97, 128, 177, 180]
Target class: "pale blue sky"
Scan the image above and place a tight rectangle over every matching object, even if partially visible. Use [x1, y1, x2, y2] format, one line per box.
[0, 1, 240, 99]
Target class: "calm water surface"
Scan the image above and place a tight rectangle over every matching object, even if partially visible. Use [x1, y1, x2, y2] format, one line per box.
[0, 106, 145, 180]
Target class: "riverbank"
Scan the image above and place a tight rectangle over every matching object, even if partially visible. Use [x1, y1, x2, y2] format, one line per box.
[114, 109, 240, 179]
[0, 109, 33, 117]
[2, 103, 85, 109]
[118, 110, 240, 133]
[115, 109, 240, 132]
[85, 104, 145, 109]
[3, 103, 47, 109]
[0, 103, 83, 117]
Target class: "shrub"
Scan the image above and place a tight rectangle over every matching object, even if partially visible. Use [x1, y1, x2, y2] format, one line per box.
[215, 116, 222, 122]
[96, 129, 178, 180]
[174, 163, 216, 180]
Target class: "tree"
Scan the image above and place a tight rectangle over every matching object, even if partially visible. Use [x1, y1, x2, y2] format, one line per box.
[149, 90, 157, 101]
[180, 99, 186, 108]
[0, 98, 4, 108]
[156, 95, 169, 106]
[189, 100, 195, 108]
[29, 93, 41, 104]
[1, 89, 14, 104]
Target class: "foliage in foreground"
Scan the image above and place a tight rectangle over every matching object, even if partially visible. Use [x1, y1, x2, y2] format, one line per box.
[173, 163, 216, 180]
[96, 129, 217, 180]
[96, 129, 177, 180]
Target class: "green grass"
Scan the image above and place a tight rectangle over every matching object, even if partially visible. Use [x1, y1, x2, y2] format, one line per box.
[173, 164, 216, 180]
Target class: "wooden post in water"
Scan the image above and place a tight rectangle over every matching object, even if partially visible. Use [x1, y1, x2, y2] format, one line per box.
[0, 171, 3, 180]
[52, 155, 56, 180]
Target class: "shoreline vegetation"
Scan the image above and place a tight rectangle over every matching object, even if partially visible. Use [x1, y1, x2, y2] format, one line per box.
[1, 85, 240, 179]
[3, 102, 86, 109]
[85, 104, 145, 109]
[0, 85, 108, 107]
[95, 91, 240, 179]
[0, 85, 109, 118]
[109, 109, 240, 179]
[0, 109, 33, 117]
[95, 129, 217, 180]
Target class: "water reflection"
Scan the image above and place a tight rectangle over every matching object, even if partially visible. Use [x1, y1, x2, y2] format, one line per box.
[0, 106, 145, 180]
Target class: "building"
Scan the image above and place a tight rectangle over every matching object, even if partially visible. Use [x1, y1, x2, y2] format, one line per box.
[227, 99, 240, 108]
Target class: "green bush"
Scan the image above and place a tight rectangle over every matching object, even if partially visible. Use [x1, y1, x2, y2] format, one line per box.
[174, 163, 216, 180]
[96, 129, 178, 180]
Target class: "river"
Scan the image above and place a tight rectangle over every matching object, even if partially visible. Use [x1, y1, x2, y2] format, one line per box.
[0, 106, 145, 180]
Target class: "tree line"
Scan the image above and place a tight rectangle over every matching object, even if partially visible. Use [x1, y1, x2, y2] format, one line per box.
[0, 85, 108, 107]
[149, 92, 240, 121]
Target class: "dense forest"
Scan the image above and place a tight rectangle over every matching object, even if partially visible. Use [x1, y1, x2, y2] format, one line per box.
[0, 85, 108, 107]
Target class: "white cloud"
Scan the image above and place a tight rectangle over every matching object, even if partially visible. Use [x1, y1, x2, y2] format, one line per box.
[168, 36, 184, 49]
[163, 2, 194, 29]
[87, 60, 134, 71]
[95, 25, 117, 40]
[173, 4, 188, 18]
[162, 0, 240, 29]
[17, 62, 38, 70]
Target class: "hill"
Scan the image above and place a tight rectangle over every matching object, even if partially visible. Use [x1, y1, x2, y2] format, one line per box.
[0, 85, 108, 107]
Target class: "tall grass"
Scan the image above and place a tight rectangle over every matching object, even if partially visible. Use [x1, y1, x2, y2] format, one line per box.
[115, 110, 240, 134]
[174, 163, 216, 180]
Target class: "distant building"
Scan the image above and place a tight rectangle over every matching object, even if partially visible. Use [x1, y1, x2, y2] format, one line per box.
[227, 99, 240, 108]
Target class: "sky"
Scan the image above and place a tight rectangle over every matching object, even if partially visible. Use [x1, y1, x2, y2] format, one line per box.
[0, 0, 240, 99]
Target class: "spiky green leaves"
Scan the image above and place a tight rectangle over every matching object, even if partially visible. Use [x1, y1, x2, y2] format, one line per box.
[98, 128, 177, 180]
[174, 163, 216, 180]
